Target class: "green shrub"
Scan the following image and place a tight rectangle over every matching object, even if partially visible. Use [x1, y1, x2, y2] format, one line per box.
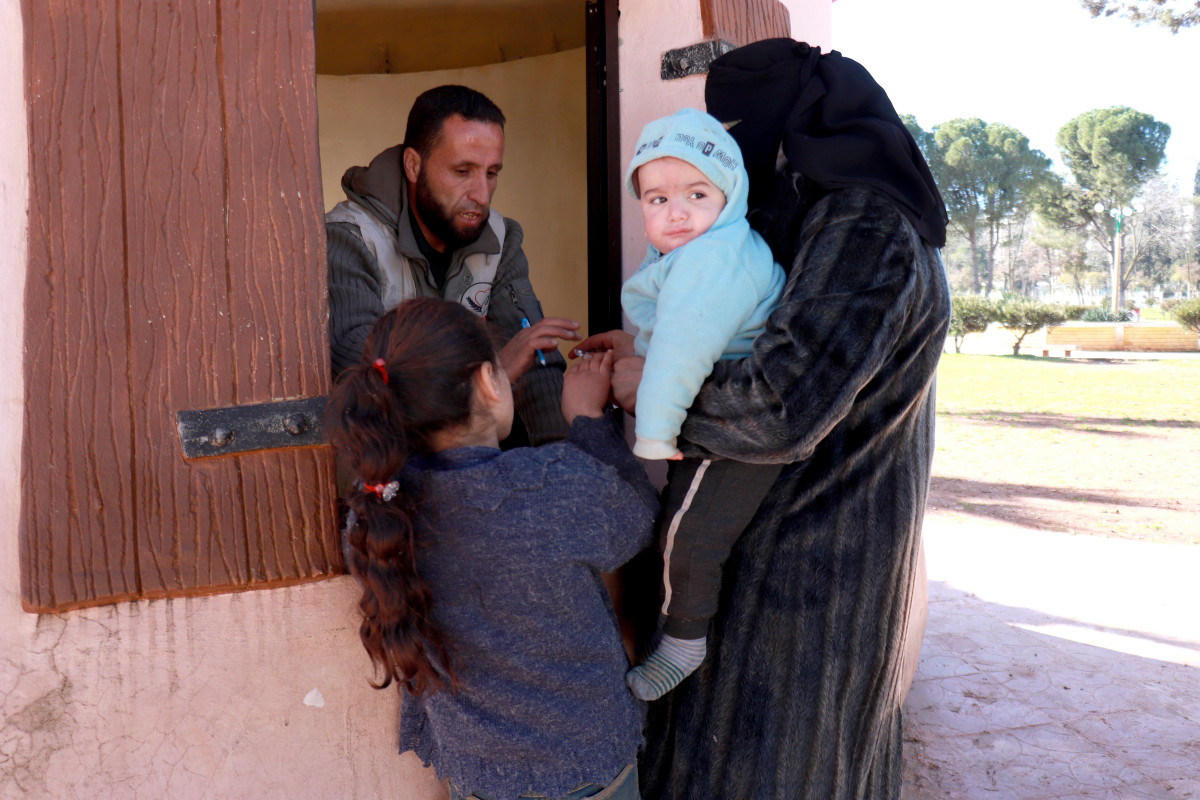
[994, 298, 1068, 355]
[1170, 298, 1200, 335]
[949, 295, 996, 352]
[1162, 298, 1182, 314]
[1060, 305, 1090, 321]
[1080, 307, 1133, 322]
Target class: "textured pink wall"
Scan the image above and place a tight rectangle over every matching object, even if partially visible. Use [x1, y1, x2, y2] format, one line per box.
[0, 5, 442, 798]
[617, 0, 708, 287]
[787, 0, 834, 49]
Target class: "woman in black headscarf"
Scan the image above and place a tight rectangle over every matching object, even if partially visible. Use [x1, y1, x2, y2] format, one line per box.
[581, 40, 950, 799]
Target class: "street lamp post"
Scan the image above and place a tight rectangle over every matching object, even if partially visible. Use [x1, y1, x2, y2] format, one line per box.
[1095, 203, 1135, 314]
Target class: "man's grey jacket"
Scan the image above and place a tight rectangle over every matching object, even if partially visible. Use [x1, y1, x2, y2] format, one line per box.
[326, 144, 568, 445]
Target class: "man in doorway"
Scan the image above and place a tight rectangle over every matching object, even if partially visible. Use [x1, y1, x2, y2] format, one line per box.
[326, 84, 578, 446]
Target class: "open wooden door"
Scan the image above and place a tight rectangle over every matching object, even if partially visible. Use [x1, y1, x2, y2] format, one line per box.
[20, 0, 339, 612]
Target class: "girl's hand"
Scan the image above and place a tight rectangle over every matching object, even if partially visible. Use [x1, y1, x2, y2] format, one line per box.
[562, 350, 614, 424]
[571, 329, 636, 360]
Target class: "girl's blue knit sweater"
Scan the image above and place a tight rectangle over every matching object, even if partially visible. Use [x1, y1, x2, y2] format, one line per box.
[397, 414, 659, 800]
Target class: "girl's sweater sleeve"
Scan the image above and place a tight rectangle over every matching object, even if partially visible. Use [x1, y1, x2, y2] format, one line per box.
[564, 414, 660, 570]
[679, 189, 928, 464]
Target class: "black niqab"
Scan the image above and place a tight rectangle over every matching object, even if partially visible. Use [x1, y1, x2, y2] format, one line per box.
[705, 39, 948, 248]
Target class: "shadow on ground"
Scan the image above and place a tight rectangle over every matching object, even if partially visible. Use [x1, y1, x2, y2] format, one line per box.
[927, 476, 1172, 534]
[903, 580, 1200, 799]
[937, 410, 1200, 434]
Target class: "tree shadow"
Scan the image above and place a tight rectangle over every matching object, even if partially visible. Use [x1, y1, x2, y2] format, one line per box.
[927, 476, 1167, 532]
[938, 410, 1199, 433]
[959, 353, 1189, 368]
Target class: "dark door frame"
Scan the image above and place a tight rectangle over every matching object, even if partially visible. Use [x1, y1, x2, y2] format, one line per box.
[585, 0, 621, 335]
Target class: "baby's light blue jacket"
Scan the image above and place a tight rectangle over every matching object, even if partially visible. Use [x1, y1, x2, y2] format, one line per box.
[622, 108, 785, 459]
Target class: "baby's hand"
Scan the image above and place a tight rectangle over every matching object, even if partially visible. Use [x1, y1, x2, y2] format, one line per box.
[572, 328, 636, 360]
[562, 350, 614, 424]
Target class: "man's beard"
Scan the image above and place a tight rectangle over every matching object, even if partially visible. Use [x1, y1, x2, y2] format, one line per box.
[413, 171, 488, 251]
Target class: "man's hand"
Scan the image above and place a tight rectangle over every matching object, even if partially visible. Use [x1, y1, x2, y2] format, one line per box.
[562, 350, 614, 424]
[571, 329, 636, 360]
[498, 317, 581, 380]
[611, 355, 644, 415]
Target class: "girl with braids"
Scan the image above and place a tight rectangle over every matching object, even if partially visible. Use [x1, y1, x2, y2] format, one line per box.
[325, 297, 658, 800]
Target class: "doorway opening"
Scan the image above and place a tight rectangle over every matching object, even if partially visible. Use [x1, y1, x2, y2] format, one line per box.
[314, 0, 618, 340]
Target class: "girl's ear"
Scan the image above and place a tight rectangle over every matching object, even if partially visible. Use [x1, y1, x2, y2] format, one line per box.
[473, 361, 502, 407]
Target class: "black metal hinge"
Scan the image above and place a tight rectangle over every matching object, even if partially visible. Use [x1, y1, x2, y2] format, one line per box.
[661, 40, 735, 81]
[177, 397, 327, 459]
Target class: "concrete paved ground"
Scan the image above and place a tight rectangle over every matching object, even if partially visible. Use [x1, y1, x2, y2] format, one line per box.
[902, 514, 1200, 799]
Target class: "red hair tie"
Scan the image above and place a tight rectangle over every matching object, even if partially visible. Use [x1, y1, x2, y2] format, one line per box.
[372, 358, 389, 385]
[361, 480, 400, 502]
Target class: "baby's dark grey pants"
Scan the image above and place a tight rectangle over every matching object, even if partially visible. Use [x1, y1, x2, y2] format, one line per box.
[658, 457, 783, 639]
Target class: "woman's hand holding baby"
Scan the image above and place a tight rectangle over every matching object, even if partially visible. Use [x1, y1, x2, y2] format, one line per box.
[609, 356, 643, 416]
[561, 350, 614, 424]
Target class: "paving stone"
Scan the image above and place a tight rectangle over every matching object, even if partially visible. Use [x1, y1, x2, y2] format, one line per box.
[903, 517, 1200, 799]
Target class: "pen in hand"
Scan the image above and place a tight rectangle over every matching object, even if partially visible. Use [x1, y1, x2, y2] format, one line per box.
[521, 317, 547, 366]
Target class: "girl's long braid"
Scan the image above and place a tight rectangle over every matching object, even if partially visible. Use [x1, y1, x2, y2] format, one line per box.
[325, 299, 495, 696]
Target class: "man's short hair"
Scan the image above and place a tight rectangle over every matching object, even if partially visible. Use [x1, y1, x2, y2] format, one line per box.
[404, 85, 506, 160]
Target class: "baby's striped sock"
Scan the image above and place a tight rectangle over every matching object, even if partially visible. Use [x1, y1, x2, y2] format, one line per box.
[625, 634, 706, 700]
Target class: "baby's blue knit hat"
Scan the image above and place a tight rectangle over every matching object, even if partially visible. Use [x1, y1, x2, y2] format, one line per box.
[624, 108, 748, 206]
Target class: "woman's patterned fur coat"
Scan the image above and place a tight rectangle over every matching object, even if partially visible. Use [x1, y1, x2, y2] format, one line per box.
[640, 183, 951, 799]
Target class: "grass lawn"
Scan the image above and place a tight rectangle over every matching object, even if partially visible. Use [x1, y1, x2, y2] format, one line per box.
[929, 353, 1200, 544]
[1136, 306, 1166, 321]
[935, 353, 1200, 422]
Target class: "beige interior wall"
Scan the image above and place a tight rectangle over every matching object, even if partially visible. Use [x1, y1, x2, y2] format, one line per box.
[317, 48, 590, 343]
[315, 0, 583, 75]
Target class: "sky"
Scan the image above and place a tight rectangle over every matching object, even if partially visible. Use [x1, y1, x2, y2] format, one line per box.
[830, 0, 1200, 194]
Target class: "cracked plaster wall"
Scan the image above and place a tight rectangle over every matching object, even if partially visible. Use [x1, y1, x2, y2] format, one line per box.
[0, 6, 441, 798]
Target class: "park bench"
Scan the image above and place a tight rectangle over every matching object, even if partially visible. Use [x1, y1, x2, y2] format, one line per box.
[1036, 343, 1077, 357]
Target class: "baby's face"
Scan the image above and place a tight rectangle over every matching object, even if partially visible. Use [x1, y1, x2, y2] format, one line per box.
[637, 157, 726, 254]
